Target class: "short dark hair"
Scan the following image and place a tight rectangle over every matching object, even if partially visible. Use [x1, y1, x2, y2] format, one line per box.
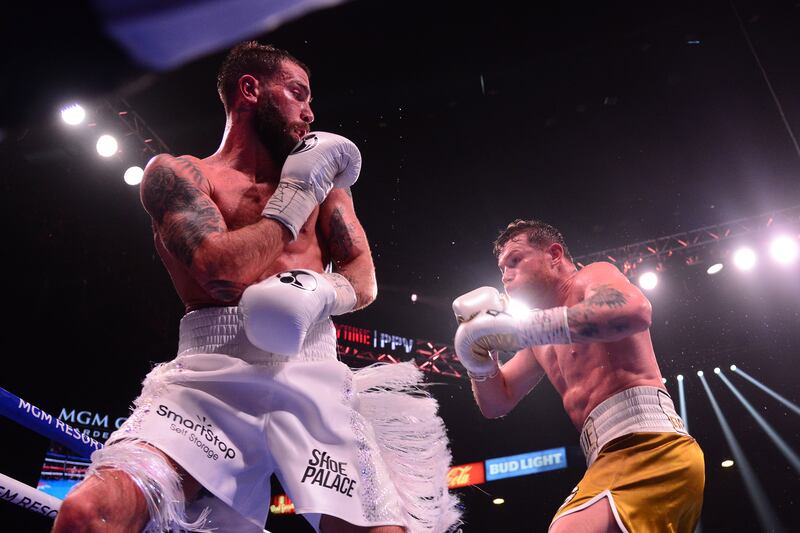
[216, 41, 309, 112]
[493, 219, 573, 261]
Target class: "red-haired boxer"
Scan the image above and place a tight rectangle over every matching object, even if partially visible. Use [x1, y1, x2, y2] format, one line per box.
[54, 41, 460, 533]
[452, 219, 704, 533]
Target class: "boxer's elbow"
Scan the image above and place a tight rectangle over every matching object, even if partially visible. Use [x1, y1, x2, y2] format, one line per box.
[358, 281, 378, 308]
[479, 403, 510, 419]
[633, 299, 653, 331]
[476, 397, 512, 419]
[350, 272, 377, 310]
[623, 298, 652, 333]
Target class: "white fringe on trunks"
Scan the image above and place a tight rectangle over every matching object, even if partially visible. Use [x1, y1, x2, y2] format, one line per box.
[353, 362, 462, 532]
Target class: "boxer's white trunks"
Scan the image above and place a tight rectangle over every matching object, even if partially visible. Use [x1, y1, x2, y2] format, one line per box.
[87, 306, 461, 533]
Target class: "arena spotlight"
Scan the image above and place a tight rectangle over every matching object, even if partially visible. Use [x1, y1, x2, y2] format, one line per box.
[676, 373, 689, 433]
[721, 459, 734, 468]
[96, 134, 119, 157]
[124, 166, 144, 186]
[717, 370, 800, 473]
[769, 235, 799, 265]
[697, 370, 704, 377]
[60, 103, 86, 125]
[492, 498, 505, 505]
[699, 373, 780, 532]
[706, 263, 724, 275]
[730, 364, 737, 372]
[410, 293, 418, 303]
[732, 247, 757, 271]
[662, 377, 667, 384]
[638, 271, 658, 291]
[733, 367, 800, 416]
[714, 367, 721, 374]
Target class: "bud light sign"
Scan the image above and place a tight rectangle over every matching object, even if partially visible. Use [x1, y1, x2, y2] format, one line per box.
[485, 447, 567, 481]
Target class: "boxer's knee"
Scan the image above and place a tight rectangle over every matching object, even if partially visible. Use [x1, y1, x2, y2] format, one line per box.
[53, 470, 149, 533]
[53, 492, 99, 533]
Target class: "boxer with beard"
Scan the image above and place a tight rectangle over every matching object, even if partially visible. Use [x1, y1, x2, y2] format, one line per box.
[53, 41, 460, 533]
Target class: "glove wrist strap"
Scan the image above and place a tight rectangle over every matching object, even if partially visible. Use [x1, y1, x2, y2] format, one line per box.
[519, 306, 572, 346]
[322, 272, 357, 315]
[467, 365, 500, 382]
[262, 182, 316, 240]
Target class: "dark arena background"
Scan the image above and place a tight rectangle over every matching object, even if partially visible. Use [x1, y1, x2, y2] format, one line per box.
[1, 1, 798, 532]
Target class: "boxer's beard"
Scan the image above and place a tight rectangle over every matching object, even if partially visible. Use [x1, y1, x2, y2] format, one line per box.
[254, 96, 301, 164]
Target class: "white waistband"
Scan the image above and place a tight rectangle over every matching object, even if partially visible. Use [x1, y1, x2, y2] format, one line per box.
[579, 386, 688, 467]
[177, 306, 337, 364]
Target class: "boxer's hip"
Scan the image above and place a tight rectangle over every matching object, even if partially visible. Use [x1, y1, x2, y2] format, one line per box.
[579, 386, 688, 467]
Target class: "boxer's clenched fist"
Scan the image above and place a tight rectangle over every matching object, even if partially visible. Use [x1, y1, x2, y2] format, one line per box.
[240, 269, 356, 355]
[262, 131, 361, 239]
[451, 287, 508, 380]
[452, 287, 573, 380]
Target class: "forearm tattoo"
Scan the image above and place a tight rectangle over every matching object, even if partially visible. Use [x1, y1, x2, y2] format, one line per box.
[329, 207, 358, 264]
[567, 285, 632, 339]
[567, 307, 600, 339]
[577, 322, 600, 338]
[143, 164, 225, 269]
[608, 316, 631, 334]
[204, 280, 244, 303]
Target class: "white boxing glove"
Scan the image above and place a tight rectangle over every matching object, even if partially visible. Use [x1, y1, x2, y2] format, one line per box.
[452, 287, 573, 380]
[453, 286, 507, 324]
[263, 131, 362, 240]
[240, 269, 357, 355]
[451, 287, 507, 380]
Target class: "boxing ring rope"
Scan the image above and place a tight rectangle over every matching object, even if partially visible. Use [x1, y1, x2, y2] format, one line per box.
[0, 387, 95, 519]
[0, 471, 62, 519]
[0, 386, 283, 531]
[0, 387, 102, 458]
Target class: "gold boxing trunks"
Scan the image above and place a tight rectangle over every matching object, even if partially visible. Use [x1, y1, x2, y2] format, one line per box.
[551, 387, 705, 533]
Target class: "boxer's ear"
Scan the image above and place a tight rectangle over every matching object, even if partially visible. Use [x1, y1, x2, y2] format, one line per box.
[547, 242, 565, 265]
[238, 74, 259, 105]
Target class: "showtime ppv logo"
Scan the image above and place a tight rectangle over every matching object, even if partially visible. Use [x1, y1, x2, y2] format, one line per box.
[336, 324, 372, 346]
[335, 324, 416, 353]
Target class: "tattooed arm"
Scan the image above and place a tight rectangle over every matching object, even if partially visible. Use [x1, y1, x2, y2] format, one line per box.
[566, 262, 653, 343]
[316, 187, 377, 310]
[140, 154, 290, 302]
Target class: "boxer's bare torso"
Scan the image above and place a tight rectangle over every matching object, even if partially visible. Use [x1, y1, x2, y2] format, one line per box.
[486, 239, 665, 429]
[149, 154, 332, 312]
[529, 265, 664, 429]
